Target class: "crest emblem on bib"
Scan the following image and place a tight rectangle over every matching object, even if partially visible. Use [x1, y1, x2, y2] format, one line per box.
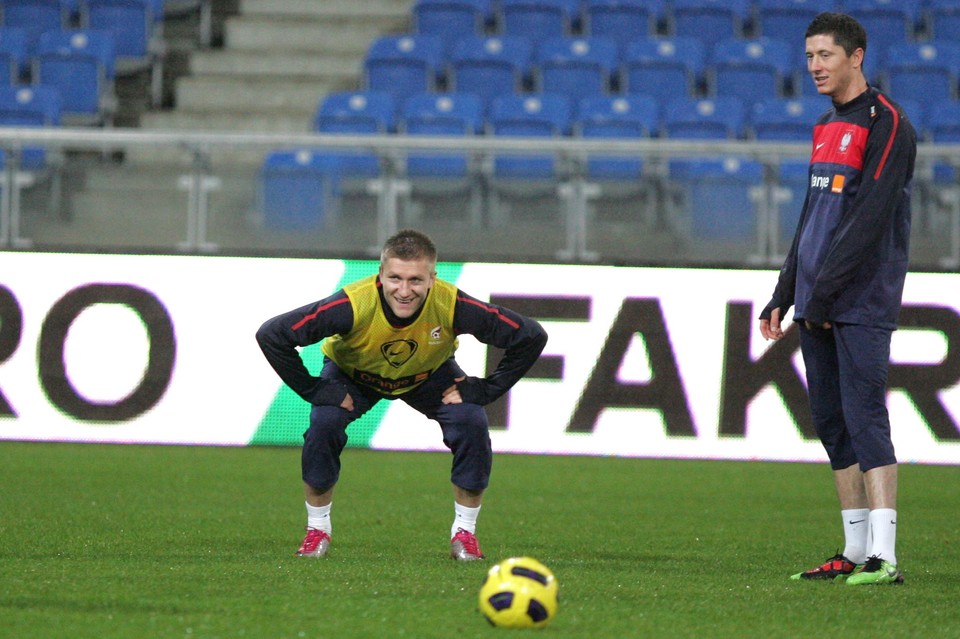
[381, 339, 418, 368]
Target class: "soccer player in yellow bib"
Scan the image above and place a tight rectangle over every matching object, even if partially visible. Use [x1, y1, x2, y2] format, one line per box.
[257, 229, 548, 560]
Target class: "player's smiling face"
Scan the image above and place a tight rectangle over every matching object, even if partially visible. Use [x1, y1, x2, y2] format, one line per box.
[805, 34, 863, 103]
[379, 257, 436, 319]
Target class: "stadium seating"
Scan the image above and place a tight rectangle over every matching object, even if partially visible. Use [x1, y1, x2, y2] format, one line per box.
[399, 92, 485, 226]
[412, 0, 490, 54]
[841, 0, 919, 45]
[881, 41, 960, 103]
[928, 0, 960, 43]
[753, 0, 821, 41]
[771, 158, 808, 245]
[709, 37, 794, 107]
[0, 26, 26, 83]
[927, 99, 960, 182]
[0, 84, 59, 170]
[534, 36, 619, 102]
[0, 0, 70, 57]
[313, 91, 395, 178]
[621, 36, 705, 99]
[487, 92, 571, 176]
[79, 0, 165, 106]
[399, 92, 483, 178]
[661, 95, 746, 139]
[486, 93, 571, 222]
[33, 29, 116, 126]
[668, 0, 751, 51]
[259, 149, 341, 231]
[582, 0, 663, 50]
[496, 0, 577, 40]
[749, 96, 824, 141]
[447, 35, 533, 110]
[669, 157, 764, 240]
[363, 35, 445, 107]
[574, 93, 658, 180]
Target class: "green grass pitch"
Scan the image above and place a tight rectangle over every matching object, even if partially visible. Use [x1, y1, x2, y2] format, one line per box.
[1, 441, 958, 638]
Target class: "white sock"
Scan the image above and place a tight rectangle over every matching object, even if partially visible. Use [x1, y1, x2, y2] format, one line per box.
[868, 508, 898, 566]
[451, 502, 480, 538]
[841, 508, 870, 564]
[306, 501, 332, 535]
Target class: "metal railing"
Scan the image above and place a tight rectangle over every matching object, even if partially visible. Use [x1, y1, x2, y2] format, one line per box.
[0, 126, 958, 268]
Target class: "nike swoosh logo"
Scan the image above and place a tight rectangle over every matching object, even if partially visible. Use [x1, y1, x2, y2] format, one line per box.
[848, 519, 865, 524]
[816, 143, 826, 150]
[891, 520, 897, 525]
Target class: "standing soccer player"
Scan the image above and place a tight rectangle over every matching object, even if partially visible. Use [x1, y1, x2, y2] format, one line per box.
[256, 229, 547, 560]
[758, 12, 917, 585]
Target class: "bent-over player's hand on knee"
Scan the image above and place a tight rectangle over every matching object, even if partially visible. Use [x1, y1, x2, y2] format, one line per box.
[442, 377, 466, 404]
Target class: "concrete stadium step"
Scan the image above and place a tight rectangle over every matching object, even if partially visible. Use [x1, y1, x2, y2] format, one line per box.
[174, 75, 332, 112]
[223, 16, 395, 55]
[238, 0, 413, 22]
[189, 50, 360, 82]
[139, 110, 314, 133]
[40, 188, 190, 249]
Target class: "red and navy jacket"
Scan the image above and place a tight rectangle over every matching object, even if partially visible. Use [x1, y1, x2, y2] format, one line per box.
[256, 280, 547, 407]
[762, 86, 917, 329]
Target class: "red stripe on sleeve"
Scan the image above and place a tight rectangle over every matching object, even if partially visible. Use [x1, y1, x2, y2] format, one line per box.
[874, 94, 899, 181]
[291, 297, 351, 331]
[458, 295, 521, 329]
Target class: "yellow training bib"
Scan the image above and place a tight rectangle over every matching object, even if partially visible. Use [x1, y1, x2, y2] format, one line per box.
[322, 275, 459, 396]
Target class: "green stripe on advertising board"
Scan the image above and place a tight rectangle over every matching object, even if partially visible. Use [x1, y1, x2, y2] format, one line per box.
[249, 260, 464, 447]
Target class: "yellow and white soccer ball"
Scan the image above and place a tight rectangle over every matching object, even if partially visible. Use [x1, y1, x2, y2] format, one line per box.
[478, 556, 559, 629]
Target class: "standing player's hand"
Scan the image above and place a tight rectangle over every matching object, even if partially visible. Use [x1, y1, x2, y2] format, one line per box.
[442, 377, 466, 404]
[340, 393, 355, 411]
[760, 307, 784, 341]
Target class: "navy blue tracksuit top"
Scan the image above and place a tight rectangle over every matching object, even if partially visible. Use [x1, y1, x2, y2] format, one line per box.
[763, 86, 918, 329]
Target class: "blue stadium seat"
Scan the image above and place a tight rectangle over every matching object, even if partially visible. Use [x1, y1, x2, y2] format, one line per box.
[497, 0, 576, 40]
[583, 0, 663, 51]
[412, 0, 490, 54]
[33, 29, 116, 125]
[928, 100, 960, 183]
[841, 0, 919, 45]
[259, 149, 341, 231]
[928, 0, 960, 43]
[0, 85, 59, 170]
[749, 96, 825, 141]
[669, 157, 763, 240]
[0, 0, 69, 57]
[668, 0, 751, 51]
[399, 92, 485, 226]
[79, 0, 164, 106]
[399, 92, 483, 178]
[313, 91, 396, 178]
[709, 37, 794, 107]
[488, 93, 571, 178]
[882, 41, 960, 102]
[534, 36, 619, 101]
[363, 35, 445, 107]
[487, 92, 572, 224]
[773, 159, 809, 246]
[448, 35, 532, 111]
[0, 26, 26, 82]
[621, 36, 705, 99]
[662, 95, 746, 139]
[575, 93, 658, 180]
[754, 0, 821, 41]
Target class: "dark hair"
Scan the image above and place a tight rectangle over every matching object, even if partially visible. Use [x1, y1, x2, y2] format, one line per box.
[806, 12, 867, 57]
[381, 228, 437, 264]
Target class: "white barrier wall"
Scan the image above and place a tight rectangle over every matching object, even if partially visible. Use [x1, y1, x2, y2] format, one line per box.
[1, 252, 958, 464]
